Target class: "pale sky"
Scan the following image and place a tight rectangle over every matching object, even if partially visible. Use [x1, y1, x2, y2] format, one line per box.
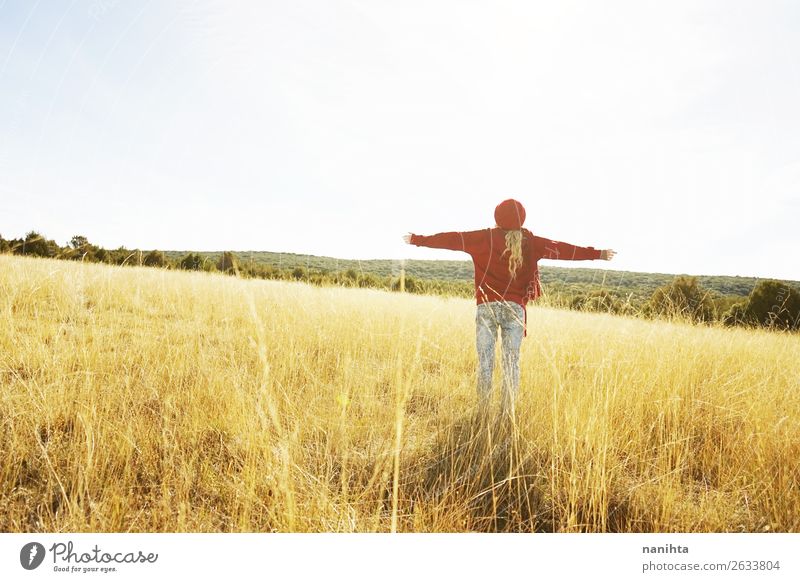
[1, 1, 798, 279]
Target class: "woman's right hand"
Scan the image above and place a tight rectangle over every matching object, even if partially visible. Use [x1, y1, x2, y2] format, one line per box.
[402, 233, 413, 244]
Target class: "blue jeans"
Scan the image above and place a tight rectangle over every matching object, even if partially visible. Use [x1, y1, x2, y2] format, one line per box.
[475, 301, 525, 414]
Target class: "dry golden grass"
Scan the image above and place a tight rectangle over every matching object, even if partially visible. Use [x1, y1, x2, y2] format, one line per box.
[1, 254, 798, 532]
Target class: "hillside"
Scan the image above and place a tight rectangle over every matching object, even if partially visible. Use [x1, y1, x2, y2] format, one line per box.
[2, 255, 799, 532]
[162, 249, 799, 301]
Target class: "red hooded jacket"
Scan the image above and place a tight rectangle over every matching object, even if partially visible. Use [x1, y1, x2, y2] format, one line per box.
[410, 228, 602, 337]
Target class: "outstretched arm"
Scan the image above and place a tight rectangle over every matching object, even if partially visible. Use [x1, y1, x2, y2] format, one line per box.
[402, 230, 487, 253]
[533, 235, 615, 261]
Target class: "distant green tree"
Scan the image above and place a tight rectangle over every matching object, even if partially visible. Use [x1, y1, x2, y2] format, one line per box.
[70, 235, 89, 250]
[94, 247, 110, 263]
[180, 253, 203, 270]
[67, 235, 98, 261]
[647, 276, 715, 322]
[739, 280, 800, 330]
[111, 247, 131, 265]
[292, 266, 306, 280]
[20, 231, 57, 257]
[217, 251, 239, 274]
[144, 250, 167, 267]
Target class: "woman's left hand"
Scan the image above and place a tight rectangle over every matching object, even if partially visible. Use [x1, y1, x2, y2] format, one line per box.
[402, 233, 414, 244]
[600, 249, 617, 260]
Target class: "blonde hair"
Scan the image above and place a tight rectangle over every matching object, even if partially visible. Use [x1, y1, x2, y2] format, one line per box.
[503, 229, 523, 278]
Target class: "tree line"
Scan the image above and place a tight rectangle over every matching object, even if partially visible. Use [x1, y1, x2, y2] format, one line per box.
[3, 231, 799, 331]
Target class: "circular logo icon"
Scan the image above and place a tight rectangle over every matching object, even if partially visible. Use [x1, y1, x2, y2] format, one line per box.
[20, 542, 46, 570]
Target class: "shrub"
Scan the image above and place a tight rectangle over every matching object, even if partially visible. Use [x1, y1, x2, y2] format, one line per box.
[742, 281, 800, 330]
[217, 251, 238, 274]
[19, 231, 58, 258]
[647, 276, 715, 323]
[180, 253, 203, 271]
[722, 301, 753, 327]
[144, 250, 167, 268]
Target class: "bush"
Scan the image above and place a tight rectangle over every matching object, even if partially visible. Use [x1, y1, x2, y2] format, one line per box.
[391, 274, 417, 293]
[217, 251, 238, 274]
[70, 235, 89, 250]
[180, 253, 203, 271]
[711, 295, 743, 320]
[94, 248, 110, 263]
[111, 247, 132, 265]
[739, 281, 800, 330]
[722, 301, 753, 327]
[19, 231, 58, 258]
[144, 250, 167, 268]
[647, 276, 715, 323]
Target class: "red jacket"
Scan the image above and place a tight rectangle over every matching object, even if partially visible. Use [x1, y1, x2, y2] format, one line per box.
[410, 228, 601, 337]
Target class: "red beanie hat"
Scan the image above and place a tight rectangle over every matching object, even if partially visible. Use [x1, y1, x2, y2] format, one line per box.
[494, 199, 526, 229]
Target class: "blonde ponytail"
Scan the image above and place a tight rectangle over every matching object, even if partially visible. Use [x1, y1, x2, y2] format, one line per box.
[503, 229, 523, 278]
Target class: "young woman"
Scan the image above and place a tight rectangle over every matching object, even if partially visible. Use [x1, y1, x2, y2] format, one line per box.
[403, 199, 615, 415]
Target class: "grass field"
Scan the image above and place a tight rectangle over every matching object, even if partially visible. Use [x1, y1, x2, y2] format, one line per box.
[1, 255, 798, 532]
